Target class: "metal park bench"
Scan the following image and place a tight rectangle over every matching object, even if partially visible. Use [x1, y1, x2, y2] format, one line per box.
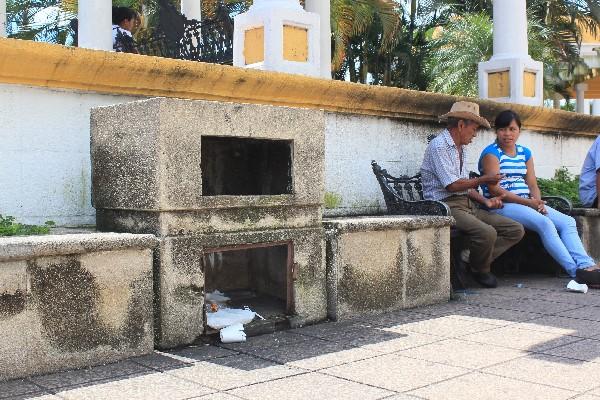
[371, 161, 573, 285]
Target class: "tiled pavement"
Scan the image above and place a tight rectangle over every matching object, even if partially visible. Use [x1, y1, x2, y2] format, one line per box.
[4, 275, 600, 400]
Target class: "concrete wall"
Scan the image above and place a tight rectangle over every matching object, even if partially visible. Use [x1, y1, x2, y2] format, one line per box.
[0, 233, 158, 381]
[0, 83, 139, 225]
[324, 112, 597, 216]
[1, 84, 596, 224]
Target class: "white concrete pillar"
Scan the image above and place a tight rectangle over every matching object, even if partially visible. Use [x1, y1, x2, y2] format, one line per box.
[305, 0, 331, 79]
[478, 0, 543, 106]
[576, 83, 588, 114]
[181, 0, 202, 21]
[233, 0, 321, 77]
[592, 99, 600, 116]
[0, 0, 6, 38]
[491, 0, 528, 60]
[78, 0, 113, 50]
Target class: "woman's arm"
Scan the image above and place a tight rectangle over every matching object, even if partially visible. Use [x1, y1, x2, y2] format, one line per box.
[524, 157, 547, 214]
[525, 158, 542, 199]
[482, 154, 531, 207]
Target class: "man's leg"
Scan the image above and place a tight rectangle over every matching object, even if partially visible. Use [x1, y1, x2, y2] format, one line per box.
[475, 207, 525, 262]
[445, 198, 498, 274]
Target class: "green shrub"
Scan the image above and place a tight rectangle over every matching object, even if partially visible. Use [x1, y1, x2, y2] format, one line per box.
[537, 167, 581, 207]
[0, 215, 55, 237]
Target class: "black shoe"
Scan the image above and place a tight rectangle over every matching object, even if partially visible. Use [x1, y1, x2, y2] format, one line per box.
[576, 268, 600, 286]
[471, 271, 497, 288]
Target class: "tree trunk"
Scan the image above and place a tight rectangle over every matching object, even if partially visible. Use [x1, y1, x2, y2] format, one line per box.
[360, 40, 368, 84]
[348, 51, 358, 83]
[383, 55, 391, 86]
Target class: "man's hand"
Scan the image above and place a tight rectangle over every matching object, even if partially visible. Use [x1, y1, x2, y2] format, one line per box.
[477, 173, 505, 186]
[484, 194, 506, 209]
[529, 198, 547, 214]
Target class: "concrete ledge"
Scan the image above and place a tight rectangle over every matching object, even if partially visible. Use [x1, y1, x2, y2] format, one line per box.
[571, 208, 600, 217]
[0, 233, 157, 381]
[1, 39, 600, 135]
[325, 216, 451, 321]
[572, 208, 600, 261]
[0, 233, 159, 261]
[323, 215, 454, 233]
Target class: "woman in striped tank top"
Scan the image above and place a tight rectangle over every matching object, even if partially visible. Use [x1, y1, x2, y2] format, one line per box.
[479, 110, 599, 280]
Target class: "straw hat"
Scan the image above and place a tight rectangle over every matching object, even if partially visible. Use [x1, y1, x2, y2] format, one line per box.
[439, 101, 491, 129]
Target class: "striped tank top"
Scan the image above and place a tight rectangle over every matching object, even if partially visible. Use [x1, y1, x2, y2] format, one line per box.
[478, 142, 532, 198]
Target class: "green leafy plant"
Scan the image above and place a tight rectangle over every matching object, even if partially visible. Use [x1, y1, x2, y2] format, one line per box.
[0, 215, 55, 237]
[537, 167, 582, 207]
[324, 192, 343, 209]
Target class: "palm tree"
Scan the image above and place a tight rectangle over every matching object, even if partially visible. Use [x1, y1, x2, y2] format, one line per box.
[425, 12, 491, 96]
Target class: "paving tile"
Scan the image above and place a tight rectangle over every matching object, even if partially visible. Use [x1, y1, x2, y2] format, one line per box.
[515, 315, 600, 338]
[464, 288, 537, 302]
[587, 387, 600, 397]
[130, 352, 192, 372]
[461, 325, 583, 351]
[403, 302, 476, 317]
[448, 306, 543, 324]
[397, 338, 526, 369]
[497, 276, 571, 291]
[0, 380, 43, 399]
[321, 353, 467, 392]
[542, 292, 600, 306]
[351, 330, 444, 354]
[483, 354, 600, 392]
[241, 336, 379, 370]
[353, 311, 431, 330]
[167, 345, 238, 362]
[295, 322, 440, 354]
[293, 317, 409, 339]
[227, 372, 393, 400]
[393, 315, 500, 338]
[570, 395, 600, 400]
[167, 354, 305, 391]
[30, 361, 152, 390]
[475, 298, 581, 314]
[219, 331, 308, 353]
[540, 339, 600, 362]
[292, 321, 395, 342]
[557, 305, 600, 322]
[189, 393, 244, 400]
[375, 395, 420, 400]
[408, 371, 575, 400]
[54, 372, 214, 400]
[4, 394, 62, 400]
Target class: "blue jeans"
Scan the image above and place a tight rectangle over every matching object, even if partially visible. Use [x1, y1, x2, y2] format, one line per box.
[492, 204, 596, 277]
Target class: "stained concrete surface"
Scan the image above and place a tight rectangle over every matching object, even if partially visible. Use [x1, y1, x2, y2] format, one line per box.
[5, 275, 600, 399]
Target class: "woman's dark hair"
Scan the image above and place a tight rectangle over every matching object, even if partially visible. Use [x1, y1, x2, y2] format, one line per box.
[495, 110, 522, 130]
[112, 6, 137, 25]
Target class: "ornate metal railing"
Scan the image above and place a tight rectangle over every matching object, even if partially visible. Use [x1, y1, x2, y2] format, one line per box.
[116, 0, 234, 65]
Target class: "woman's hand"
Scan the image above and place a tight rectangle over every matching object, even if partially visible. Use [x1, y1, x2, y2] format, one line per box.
[484, 194, 506, 209]
[528, 198, 547, 214]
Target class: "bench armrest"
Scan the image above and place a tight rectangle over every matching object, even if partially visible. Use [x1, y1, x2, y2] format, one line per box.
[541, 196, 573, 215]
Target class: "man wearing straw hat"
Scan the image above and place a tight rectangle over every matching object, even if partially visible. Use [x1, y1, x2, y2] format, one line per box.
[421, 101, 524, 288]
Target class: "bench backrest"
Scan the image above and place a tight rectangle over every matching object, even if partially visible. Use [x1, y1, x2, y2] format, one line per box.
[371, 161, 450, 216]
